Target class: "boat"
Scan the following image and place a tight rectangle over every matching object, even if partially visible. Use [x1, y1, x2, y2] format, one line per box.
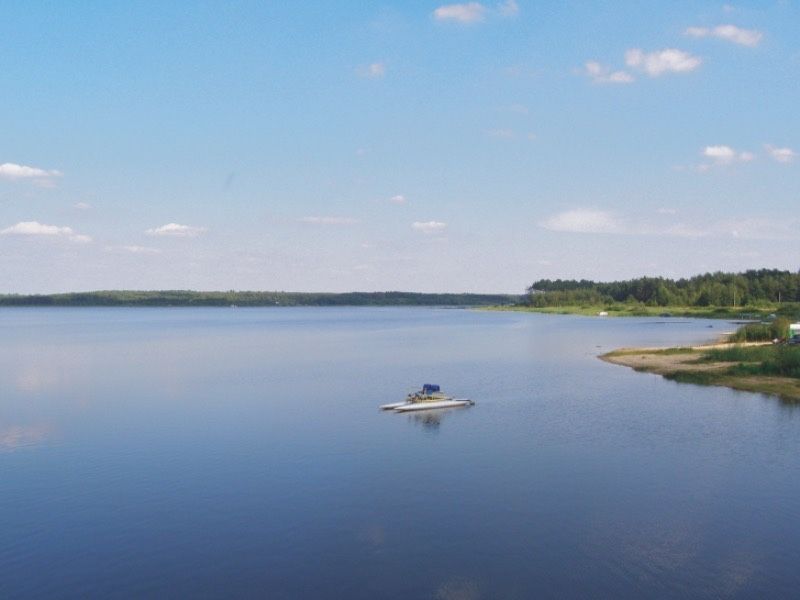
[380, 384, 475, 412]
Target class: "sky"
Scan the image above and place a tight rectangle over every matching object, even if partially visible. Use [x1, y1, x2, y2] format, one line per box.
[1, 1, 798, 294]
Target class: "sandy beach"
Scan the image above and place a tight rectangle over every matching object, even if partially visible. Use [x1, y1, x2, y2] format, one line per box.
[601, 342, 800, 402]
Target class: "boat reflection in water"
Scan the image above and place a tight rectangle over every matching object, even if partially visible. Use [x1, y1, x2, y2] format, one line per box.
[406, 404, 475, 431]
[409, 410, 444, 430]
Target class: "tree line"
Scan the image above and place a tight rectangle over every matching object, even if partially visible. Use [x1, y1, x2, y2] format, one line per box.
[526, 269, 800, 308]
[0, 290, 519, 307]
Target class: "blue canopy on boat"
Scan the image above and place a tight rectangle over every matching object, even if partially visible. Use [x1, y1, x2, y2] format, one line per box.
[422, 384, 440, 394]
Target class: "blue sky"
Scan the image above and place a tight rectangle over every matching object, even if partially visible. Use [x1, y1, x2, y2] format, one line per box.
[1, 1, 798, 293]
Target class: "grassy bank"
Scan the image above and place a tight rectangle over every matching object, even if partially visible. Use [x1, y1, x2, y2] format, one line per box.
[601, 343, 800, 402]
[485, 304, 782, 320]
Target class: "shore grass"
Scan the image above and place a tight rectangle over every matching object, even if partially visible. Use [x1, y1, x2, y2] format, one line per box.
[604, 347, 696, 358]
[485, 304, 778, 319]
[601, 343, 800, 403]
[663, 370, 800, 401]
[698, 345, 778, 363]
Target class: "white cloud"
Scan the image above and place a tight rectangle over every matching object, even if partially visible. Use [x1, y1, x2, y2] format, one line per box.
[625, 48, 702, 76]
[540, 209, 796, 240]
[2, 221, 69, 236]
[704, 145, 736, 161]
[358, 62, 386, 78]
[145, 223, 207, 237]
[433, 2, 486, 23]
[0, 221, 91, 243]
[433, 1, 517, 22]
[540, 209, 621, 234]
[0, 162, 62, 183]
[702, 145, 754, 165]
[298, 216, 359, 225]
[685, 24, 762, 47]
[73, 202, 91, 210]
[583, 61, 634, 84]
[497, 0, 519, 17]
[412, 221, 447, 233]
[389, 195, 407, 204]
[764, 144, 796, 163]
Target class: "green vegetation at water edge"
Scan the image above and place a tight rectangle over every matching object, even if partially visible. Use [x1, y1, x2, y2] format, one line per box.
[605, 342, 800, 402]
[693, 344, 800, 379]
[0, 290, 520, 307]
[662, 370, 721, 386]
[488, 303, 784, 320]
[728, 318, 792, 342]
[605, 347, 696, 357]
[700, 345, 779, 363]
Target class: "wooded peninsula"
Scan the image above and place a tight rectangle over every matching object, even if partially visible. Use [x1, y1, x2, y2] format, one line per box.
[524, 269, 799, 309]
[513, 269, 800, 400]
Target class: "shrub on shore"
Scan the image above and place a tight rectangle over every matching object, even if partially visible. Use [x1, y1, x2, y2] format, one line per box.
[701, 344, 800, 379]
[727, 347, 800, 379]
[703, 346, 776, 363]
[729, 317, 791, 343]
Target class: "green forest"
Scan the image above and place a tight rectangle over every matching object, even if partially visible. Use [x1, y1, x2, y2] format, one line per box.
[0, 290, 518, 307]
[525, 269, 800, 310]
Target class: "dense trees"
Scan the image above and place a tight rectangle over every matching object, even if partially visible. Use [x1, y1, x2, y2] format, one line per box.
[526, 269, 800, 308]
[0, 290, 518, 307]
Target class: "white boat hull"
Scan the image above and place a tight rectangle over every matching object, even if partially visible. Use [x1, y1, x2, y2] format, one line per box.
[379, 401, 410, 410]
[379, 394, 454, 411]
[393, 399, 474, 412]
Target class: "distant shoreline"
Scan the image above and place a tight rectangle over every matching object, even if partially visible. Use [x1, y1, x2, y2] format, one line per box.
[0, 291, 520, 308]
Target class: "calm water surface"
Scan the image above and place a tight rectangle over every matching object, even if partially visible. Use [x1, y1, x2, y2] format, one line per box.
[2, 307, 799, 598]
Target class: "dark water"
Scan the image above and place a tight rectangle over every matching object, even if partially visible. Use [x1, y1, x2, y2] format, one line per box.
[2, 307, 799, 599]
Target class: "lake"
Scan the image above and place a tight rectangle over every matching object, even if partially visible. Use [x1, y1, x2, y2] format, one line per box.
[2, 307, 799, 598]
